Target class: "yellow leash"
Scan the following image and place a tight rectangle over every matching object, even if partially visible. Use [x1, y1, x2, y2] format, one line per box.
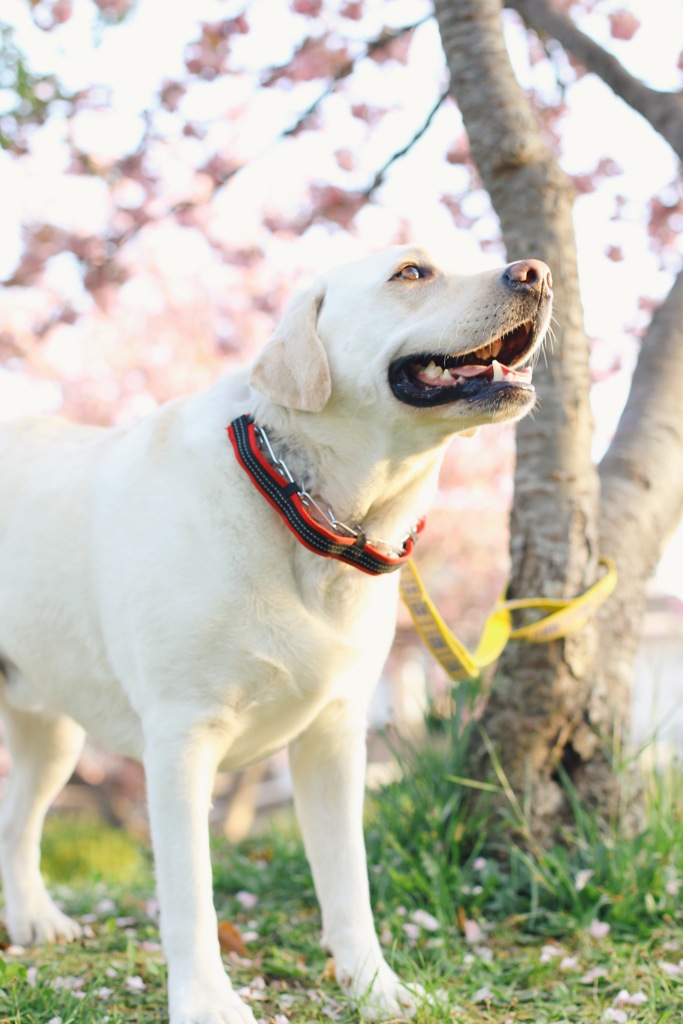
[400, 556, 618, 681]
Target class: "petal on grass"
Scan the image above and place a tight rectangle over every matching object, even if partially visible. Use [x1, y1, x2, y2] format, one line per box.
[540, 944, 565, 963]
[125, 975, 146, 991]
[463, 919, 483, 944]
[236, 890, 259, 909]
[411, 909, 440, 932]
[575, 869, 594, 892]
[580, 967, 609, 983]
[588, 920, 611, 939]
[614, 990, 647, 1005]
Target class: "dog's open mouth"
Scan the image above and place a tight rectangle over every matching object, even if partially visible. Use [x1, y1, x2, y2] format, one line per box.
[389, 320, 538, 408]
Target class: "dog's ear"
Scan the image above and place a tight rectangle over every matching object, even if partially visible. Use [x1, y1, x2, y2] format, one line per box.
[250, 283, 331, 413]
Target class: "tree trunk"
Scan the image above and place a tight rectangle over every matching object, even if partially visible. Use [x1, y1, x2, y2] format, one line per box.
[596, 268, 683, 733]
[433, 0, 683, 841]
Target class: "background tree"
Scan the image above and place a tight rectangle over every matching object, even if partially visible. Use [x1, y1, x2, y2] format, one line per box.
[433, 0, 683, 837]
[1, 0, 681, 838]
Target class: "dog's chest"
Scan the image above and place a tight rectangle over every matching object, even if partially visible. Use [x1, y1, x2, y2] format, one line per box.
[189, 568, 400, 768]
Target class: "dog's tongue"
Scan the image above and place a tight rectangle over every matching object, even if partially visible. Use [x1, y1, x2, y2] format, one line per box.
[458, 361, 532, 382]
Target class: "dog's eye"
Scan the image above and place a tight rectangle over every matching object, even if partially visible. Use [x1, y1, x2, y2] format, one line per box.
[393, 264, 424, 281]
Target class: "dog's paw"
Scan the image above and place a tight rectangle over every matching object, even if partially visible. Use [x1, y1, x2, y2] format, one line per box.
[339, 958, 418, 1021]
[7, 896, 82, 946]
[170, 983, 258, 1024]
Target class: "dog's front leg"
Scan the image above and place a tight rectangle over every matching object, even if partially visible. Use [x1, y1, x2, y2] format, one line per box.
[289, 700, 417, 1021]
[143, 719, 256, 1024]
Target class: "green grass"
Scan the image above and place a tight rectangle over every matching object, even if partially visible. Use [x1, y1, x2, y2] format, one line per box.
[2, 696, 682, 1022]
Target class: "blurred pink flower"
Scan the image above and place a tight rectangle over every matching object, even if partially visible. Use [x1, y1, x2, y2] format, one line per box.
[614, 989, 647, 1005]
[463, 919, 483, 944]
[588, 920, 611, 939]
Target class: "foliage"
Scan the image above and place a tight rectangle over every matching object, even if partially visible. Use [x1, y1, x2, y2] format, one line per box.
[364, 687, 683, 941]
[0, 24, 69, 151]
[40, 814, 152, 887]
[3, 713, 682, 1021]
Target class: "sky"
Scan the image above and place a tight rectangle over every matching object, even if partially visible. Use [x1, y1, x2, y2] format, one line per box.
[0, 0, 682, 595]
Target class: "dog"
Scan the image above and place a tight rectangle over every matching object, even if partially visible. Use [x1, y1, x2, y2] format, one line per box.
[0, 245, 552, 1022]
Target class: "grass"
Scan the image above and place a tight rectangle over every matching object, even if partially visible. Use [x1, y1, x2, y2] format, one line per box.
[2, 691, 682, 1022]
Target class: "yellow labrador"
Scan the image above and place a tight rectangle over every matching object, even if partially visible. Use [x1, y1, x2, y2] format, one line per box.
[0, 246, 552, 1022]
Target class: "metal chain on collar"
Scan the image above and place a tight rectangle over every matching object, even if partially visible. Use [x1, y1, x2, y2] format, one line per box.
[253, 423, 417, 560]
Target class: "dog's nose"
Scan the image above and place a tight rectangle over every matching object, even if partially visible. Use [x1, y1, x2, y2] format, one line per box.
[503, 259, 553, 294]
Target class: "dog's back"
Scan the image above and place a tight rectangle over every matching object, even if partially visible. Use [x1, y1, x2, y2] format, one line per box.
[0, 418, 119, 710]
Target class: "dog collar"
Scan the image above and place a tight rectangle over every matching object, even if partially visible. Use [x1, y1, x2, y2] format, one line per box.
[227, 414, 424, 576]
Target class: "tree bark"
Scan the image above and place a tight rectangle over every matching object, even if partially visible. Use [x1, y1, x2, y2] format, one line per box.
[597, 267, 683, 726]
[434, 0, 603, 840]
[433, 0, 683, 840]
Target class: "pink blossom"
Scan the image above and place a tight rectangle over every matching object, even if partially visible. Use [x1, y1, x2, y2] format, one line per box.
[411, 909, 439, 932]
[614, 989, 647, 1005]
[52, 976, 85, 991]
[659, 960, 683, 976]
[580, 966, 609, 983]
[463, 918, 483, 944]
[587, 920, 611, 939]
[236, 890, 259, 909]
[574, 869, 594, 891]
[540, 943, 564, 963]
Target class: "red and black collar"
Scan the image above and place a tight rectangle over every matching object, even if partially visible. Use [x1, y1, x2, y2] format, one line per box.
[227, 414, 424, 576]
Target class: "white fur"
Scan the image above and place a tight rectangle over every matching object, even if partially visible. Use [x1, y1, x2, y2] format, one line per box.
[0, 246, 551, 1022]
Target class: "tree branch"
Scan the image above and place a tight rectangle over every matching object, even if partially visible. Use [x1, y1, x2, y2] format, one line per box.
[599, 266, 683, 569]
[594, 265, 683, 712]
[508, 0, 683, 160]
[272, 15, 432, 139]
[364, 89, 449, 198]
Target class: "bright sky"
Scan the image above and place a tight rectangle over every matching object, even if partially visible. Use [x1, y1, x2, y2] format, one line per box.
[1, 0, 682, 594]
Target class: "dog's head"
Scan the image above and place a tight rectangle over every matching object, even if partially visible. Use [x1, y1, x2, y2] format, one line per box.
[250, 245, 553, 434]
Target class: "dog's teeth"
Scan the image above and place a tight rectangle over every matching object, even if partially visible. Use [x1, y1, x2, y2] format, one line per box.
[491, 359, 505, 382]
[422, 361, 442, 379]
[491, 339, 503, 358]
[439, 368, 454, 382]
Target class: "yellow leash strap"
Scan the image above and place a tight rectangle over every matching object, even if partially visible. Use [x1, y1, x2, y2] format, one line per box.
[400, 556, 618, 681]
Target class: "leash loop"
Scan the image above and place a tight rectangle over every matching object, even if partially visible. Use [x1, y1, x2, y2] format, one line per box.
[401, 556, 618, 681]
